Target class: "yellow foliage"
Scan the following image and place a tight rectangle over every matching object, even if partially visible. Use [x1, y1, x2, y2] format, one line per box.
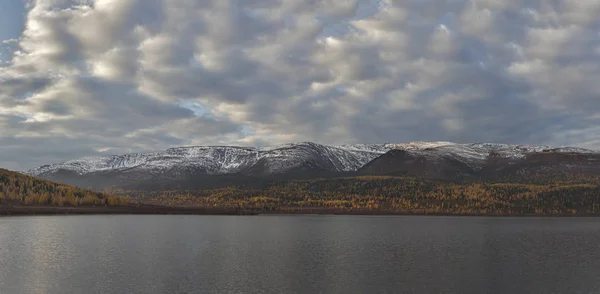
[0, 168, 128, 207]
[109, 175, 600, 215]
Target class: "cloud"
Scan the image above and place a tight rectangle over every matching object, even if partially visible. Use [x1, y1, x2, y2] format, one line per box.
[1, 0, 600, 170]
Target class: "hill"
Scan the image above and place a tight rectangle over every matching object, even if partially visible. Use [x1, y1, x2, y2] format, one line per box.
[121, 175, 600, 216]
[0, 168, 125, 207]
[5, 165, 600, 216]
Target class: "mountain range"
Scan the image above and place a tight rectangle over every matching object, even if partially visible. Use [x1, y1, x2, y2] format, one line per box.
[26, 141, 600, 190]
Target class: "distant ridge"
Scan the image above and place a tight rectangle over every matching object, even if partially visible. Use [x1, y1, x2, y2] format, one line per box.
[26, 141, 600, 189]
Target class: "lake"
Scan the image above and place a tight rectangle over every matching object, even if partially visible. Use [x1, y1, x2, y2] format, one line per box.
[1, 215, 599, 293]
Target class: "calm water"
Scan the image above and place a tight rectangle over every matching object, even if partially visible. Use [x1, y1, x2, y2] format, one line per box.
[1, 215, 600, 294]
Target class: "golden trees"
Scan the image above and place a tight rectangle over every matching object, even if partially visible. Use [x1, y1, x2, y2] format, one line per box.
[124, 175, 600, 215]
[0, 168, 127, 207]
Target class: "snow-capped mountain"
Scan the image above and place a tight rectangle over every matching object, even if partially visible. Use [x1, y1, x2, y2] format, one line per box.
[27, 141, 599, 189]
[359, 142, 600, 179]
[381, 142, 596, 168]
[28, 141, 598, 177]
[27, 142, 395, 177]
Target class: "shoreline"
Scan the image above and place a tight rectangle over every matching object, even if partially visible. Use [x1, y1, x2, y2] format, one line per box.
[1, 205, 599, 217]
[0, 205, 258, 216]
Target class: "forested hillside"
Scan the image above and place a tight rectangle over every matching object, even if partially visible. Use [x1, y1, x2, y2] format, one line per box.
[114, 176, 600, 215]
[6, 165, 600, 215]
[0, 169, 126, 206]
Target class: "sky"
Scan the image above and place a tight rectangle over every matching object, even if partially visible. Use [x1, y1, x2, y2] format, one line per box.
[1, 0, 600, 171]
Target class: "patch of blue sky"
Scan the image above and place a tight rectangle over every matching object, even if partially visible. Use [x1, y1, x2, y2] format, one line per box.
[178, 101, 208, 117]
[188, 56, 203, 68]
[240, 125, 253, 136]
[354, 0, 383, 20]
[0, 0, 26, 63]
[335, 85, 349, 93]
[316, 0, 384, 39]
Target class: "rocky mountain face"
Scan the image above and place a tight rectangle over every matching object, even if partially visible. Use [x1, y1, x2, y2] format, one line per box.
[27, 141, 600, 189]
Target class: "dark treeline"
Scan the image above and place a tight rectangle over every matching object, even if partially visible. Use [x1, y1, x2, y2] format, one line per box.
[0, 169, 127, 206]
[112, 176, 600, 215]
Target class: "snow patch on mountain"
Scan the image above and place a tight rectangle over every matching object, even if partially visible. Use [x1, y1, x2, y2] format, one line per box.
[27, 142, 390, 176]
[27, 141, 598, 177]
[390, 143, 598, 169]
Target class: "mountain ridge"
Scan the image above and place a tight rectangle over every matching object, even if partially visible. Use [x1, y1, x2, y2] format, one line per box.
[28, 142, 395, 176]
[28, 141, 598, 175]
[26, 141, 600, 190]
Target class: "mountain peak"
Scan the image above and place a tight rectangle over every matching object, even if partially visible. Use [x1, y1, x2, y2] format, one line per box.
[27, 142, 390, 177]
[26, 142, 598, 183]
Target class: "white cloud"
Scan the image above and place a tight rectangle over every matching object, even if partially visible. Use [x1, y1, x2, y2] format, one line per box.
[1, 0, 600, 170]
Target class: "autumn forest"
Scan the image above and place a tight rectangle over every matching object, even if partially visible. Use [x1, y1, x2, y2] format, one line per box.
[114, 176, 600, 216]
[0, 169, 127, 207]
[4, 166, 600, 216]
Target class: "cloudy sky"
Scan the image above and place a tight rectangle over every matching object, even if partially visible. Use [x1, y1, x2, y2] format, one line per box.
[1, 0, 600, 170]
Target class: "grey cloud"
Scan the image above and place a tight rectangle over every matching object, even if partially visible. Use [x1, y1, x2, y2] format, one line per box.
[1, 0, 600, 170]
[0, 76, 54, 105]
[40, 99, 71, 115]
[73, 77, 194, 119]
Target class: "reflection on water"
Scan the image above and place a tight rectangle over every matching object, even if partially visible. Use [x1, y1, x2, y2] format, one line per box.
[1, 215, 600, 293]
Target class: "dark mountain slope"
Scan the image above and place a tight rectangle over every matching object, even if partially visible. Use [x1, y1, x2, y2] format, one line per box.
[359, 148, 600, 183]
[358, 149, 477, 179]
